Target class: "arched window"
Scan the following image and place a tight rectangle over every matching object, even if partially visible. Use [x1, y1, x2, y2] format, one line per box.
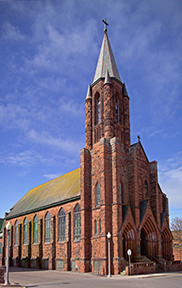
[45, 212, 51, 243]
[145, 180, 148, 200]
[95, 220, 97, 235]
[96, 93, 101, 124]
[58, 209, 65, 242]
[33, 215, 39, 244]
[120, 183, 123, 204]
[115, 97, 119, 123]
[96, 183, 100, 206]
[23, 218, 28, 245]
[15, 220, 19, 245]
[74, 204, 81, 240]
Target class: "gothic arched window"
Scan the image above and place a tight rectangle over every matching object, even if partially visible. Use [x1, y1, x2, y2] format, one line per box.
[45, 212, 51, 243]
[15, 220, 19, 245]
[33, 215, 39, 243]
[74, 204, 81, 240]
[145, 180, 148, 200]
[96, 93, 101, 124]
[58, 209, 65, 242]
[23, 218, 28, 245]
[96, 183, 100, 206]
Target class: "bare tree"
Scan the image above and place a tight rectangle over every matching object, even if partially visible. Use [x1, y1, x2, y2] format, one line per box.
[171, 217, 182, 261]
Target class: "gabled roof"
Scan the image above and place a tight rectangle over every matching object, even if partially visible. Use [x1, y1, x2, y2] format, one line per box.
[6, 168, 80, 220]
[92, 31, 121, 85]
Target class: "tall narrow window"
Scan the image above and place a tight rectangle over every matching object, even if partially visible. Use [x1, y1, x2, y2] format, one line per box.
[96, 183, 100, 206]
[145, 180, 148, 200]
[74, 204, 81, 240]
[95, 220, 97, 235]
[58, 209, 65, 242]
[120, 183, 123, 204]
[96, 94, 101, 124]
[99, 219, 101, 234]
[15, 220, 19, 245]
[33, 215, 39, 244]
[116, 97, 119, 123]
[45, 212, 51, 243]
[23, 218, 28, 245]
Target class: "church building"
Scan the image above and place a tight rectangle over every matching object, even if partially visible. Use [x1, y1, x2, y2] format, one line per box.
[0, 23, 173, 275]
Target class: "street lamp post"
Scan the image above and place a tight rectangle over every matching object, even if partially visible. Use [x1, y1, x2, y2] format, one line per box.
[107, 232, 111, 277]
[5, 221, 11, 286]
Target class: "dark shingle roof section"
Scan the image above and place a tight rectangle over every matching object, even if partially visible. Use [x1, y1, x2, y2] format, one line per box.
[140, 200, 148, 222]
[6, 168, 80, 219]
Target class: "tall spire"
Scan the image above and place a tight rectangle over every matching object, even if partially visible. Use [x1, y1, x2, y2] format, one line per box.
[92, 21, 121, 85]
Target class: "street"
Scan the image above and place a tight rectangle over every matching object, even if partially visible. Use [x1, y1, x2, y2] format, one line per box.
[3, 267, 182, 288]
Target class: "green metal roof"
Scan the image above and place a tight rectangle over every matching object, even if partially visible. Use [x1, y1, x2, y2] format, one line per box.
[6, 168, 80, 219]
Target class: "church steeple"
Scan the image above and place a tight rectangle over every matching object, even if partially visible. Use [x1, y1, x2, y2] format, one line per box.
[85, 21, 130, 150]
[92, 22, 121, 85]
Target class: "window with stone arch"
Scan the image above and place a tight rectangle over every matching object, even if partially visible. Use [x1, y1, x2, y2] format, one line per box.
[58, 208, 66, 242]
[23, 217, 28, 245]
[95, 92, 101, 125]
[120, 182, 123, 204]
[74, 204, 81, 240]
[45, 212, 51, 243]
[145, 180, 148, 200]
[115, 95, 119, 123]
[14, 220, 19, 245]
[96, 183, 100, 206]
[33, 215, 39, 244]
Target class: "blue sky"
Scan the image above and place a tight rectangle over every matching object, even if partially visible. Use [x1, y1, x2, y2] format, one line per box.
[0, 0, 182, 222]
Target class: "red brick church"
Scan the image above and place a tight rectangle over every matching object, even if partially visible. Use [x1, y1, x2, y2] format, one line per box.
[0, 24, 173, 275]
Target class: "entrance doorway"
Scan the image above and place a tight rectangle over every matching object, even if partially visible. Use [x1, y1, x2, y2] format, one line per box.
[141, 229, 146, 255]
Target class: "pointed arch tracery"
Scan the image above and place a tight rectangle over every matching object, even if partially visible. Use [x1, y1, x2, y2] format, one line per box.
[123, 223, 136, 261]
[140, 217, 158, 259]
[161, 227, 173, 260]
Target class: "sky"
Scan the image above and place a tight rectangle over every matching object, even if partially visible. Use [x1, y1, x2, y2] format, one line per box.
[0, 0, 181, 222]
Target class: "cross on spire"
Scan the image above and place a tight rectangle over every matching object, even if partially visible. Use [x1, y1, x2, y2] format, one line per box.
[102, 19, 108, 32]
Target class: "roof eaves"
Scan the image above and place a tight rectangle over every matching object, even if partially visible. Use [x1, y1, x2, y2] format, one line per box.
[6, 195, 80, 220]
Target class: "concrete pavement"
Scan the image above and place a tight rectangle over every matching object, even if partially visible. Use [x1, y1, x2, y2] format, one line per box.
[0, 267, 182, 288]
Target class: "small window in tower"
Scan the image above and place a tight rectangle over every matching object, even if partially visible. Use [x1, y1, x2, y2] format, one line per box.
[145, 180, 148, 200]
[120, 183, 123, 204]
[95, 220, 97, 235]
[96, 94, 101, 124]
[116, 97, 119, 123]
[96, 183, 100, 206]
[99, 219, 101, 234]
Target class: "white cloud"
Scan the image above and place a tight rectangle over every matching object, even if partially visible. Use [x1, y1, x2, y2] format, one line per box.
[2, 22, 26, 41]
[159, 152, 182, 208]
[43, 173, 62, 180]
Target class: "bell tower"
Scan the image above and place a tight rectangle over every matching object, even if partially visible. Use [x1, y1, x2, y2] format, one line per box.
[81, 21, 131, 274]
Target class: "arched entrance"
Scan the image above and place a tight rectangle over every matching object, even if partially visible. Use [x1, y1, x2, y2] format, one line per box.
[140, 217, 158, 260]
[141, 229, 146, 255]
[161, 228, 172, 260]
[122, 224, 136, 262]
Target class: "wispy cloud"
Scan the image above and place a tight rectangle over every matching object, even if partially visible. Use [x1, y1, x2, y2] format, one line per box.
[159, 152, 182, 207]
